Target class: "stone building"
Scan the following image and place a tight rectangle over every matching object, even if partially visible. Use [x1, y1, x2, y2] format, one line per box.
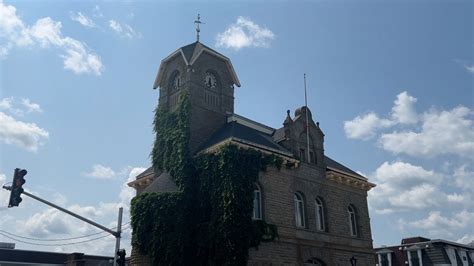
[128, 40, 376, 265]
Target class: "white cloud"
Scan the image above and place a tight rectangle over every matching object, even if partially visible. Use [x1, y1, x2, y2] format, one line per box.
[0, 97, 43, 116]
[216, 17, 275, 50]
[464, 65, 474, 74]
[108, 19, 139, 39]
[346, 91, 474, 158]
[379, 106, 474, 158]
[457, 234, 474, 245]
[391, 91, 418, 124]
[21, 98, 42, 113]
[453, 165, 474, 192]
[24, 208, 72, 237]
[408, 210, 474, 231]
[0, 2, 103, 75]
[0, 1, 33, 56]
[70, 12, 95, 28]
[109, 20, 122, 33]
[368, 161, 470, 214]
[84, 164, 116, 179]
[0, 97, 13, 110]
[344, 112, 393, 140]
[0, 112, 49, 152]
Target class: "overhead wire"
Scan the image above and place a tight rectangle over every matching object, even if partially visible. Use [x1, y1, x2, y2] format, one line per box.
[0, 227, 131, 247]
[0, 223, 130, 242]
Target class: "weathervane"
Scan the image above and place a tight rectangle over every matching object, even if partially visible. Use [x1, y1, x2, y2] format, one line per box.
[194, 14, 204, 42]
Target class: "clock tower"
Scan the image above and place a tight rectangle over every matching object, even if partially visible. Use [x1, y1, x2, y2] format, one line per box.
[153, 41, 241, 152]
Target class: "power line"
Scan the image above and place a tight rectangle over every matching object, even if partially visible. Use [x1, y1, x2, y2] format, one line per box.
[0, 227, 130, 247]
[0, 222, 130, 242]
[0, 224, 130, 242]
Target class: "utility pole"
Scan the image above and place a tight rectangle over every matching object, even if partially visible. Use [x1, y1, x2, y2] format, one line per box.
[114, 207, 123, 266]
[3, 184, 123, 265]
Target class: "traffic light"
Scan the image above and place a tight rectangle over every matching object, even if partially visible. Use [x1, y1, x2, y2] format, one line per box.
[116, 249, 126, 266]
[8, 168, 27, 208]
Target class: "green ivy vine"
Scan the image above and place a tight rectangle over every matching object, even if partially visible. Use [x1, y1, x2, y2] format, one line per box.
[131, 91, 279, 265]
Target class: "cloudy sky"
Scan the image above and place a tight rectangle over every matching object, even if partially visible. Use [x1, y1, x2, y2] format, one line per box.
[1, 0, 473, 257]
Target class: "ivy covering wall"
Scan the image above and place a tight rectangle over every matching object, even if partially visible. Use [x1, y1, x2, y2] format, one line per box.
[131, 92, 279, 265]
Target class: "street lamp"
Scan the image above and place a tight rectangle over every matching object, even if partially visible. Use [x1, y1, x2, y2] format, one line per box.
[350, 256, 357, 266]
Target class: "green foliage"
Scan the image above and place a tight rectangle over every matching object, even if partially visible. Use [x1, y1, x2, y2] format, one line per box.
[133, 92, 279, 265]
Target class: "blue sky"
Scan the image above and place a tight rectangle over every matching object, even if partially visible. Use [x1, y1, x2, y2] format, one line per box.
[1, 0, 473, 256]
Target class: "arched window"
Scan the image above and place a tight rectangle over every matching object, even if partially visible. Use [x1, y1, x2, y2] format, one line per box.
[315, 197, 325, 231]
[169, 70, 181, 91]
[253, 184, 262, 220]
[348, 205, 358, 236]
[294, 192, 305, 228]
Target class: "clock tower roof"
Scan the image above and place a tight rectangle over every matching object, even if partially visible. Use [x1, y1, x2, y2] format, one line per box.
[153, 41, 241, 89]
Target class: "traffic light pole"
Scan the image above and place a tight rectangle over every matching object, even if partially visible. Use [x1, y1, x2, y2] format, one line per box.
[113, 207, 123, 266]
[2, 186, 123, 264]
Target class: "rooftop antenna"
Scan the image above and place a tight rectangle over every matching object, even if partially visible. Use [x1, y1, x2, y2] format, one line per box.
[304, 73, 311, 163]
[194, 14, 204, 42]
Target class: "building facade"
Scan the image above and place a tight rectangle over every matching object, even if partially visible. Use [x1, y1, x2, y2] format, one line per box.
[128, 41, 376, 265]
[374, 236, 474, 266]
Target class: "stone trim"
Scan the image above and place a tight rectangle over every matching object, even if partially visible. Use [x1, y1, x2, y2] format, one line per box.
[128, 174, 153, 189]
[326, 171, 376, 191]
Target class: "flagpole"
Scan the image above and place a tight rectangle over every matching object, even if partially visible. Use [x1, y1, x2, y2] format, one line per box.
[304, 73, 311, 162]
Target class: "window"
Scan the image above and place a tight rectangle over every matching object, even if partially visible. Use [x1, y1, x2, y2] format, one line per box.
[348, 205, 357, 236]
[309, 151, 315, 164]
[378, 253, 392, 266]
[409, 250, 421, 266]
[315, 197, 325, 231]
[253, 184, 262, 220]
[294, 192, 305, 228]
[299, 149, 306, 162]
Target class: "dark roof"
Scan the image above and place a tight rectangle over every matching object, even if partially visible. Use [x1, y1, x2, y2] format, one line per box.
[136, 166, 154, 179]
[324, 156, 365, 179]
[143, 172, 178, 193]
[198, 121, 291, 156]
[180, 41, 228, 64]
[180, 42, 197, 63]
[272, 127, 285, 142]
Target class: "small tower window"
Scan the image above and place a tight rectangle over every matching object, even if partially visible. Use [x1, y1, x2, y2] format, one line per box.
[170, 70, 181, 91]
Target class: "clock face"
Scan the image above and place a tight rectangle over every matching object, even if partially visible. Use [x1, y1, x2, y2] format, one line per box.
[172, 74, 180, 89]
[204, 72, 217, 89]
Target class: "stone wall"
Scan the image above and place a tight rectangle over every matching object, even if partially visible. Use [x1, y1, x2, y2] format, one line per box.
[248, 165, 375, 265]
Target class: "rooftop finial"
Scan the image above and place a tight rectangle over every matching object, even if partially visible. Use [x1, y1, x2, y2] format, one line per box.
[194, 14, 204, 42]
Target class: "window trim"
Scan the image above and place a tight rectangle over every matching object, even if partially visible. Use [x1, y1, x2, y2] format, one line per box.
[315, 197, 325, 231]
[253, 184, 262, 220]
[294, 192, 306, 228]
[348, 205, 358, 237]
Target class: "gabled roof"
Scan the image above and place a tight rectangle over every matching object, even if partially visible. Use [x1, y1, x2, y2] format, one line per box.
[198, 120, 293, 157]
[153, 41, 241, 89]
[324, 156, 366, 179]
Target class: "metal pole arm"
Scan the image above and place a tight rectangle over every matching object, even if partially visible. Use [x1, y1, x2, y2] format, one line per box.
[2, 186, 119, 237]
